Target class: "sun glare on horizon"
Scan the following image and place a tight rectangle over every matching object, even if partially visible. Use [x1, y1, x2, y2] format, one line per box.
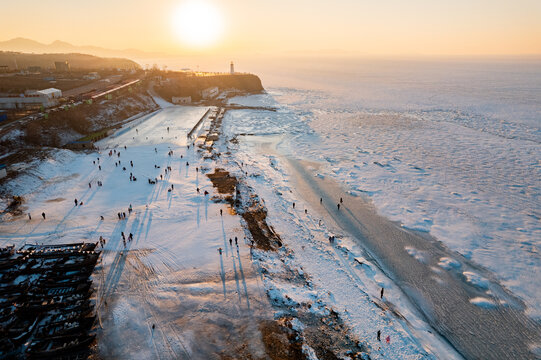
[172, 0, 223, 48]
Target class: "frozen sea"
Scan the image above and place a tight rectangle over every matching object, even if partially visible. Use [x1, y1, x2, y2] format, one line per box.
[228, 57, 541, 320]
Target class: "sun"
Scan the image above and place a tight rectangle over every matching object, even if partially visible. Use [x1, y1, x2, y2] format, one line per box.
[172, 1, 224, 48]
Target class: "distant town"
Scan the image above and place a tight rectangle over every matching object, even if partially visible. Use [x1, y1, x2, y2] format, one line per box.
[0, 51, 262, 182]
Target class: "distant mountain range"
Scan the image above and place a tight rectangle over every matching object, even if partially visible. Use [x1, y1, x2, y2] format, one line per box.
[0, 52, 141, 70]
[0, 37, 162, 59]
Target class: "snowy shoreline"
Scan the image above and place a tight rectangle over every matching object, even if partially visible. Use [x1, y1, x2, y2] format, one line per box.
[224, 90, 541, 358]
[226, 90, 541, 322]
[1, 77, 539, 358]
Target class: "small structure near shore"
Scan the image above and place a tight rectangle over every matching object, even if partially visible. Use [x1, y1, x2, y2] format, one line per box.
[201, 86, 219, 99]
[172, 96, 191, 105]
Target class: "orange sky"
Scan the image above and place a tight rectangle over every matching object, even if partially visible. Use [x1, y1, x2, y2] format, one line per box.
[2, 0, 541, 56]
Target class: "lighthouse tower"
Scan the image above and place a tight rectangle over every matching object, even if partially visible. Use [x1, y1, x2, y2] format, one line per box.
[230, 61, 235, 75]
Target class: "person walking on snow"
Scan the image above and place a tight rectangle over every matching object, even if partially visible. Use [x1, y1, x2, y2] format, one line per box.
[229, 238, 232, 246]
[337, 203, 340, 210]
[42, 212, 46, 220]
[74, 199, 78, 206]
[377, 330, 381, 341]
[380, 287, 384, 299]
[28, 213, 31, 220]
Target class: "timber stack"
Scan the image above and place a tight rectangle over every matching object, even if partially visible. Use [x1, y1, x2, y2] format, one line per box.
[0, 242, 100, 359]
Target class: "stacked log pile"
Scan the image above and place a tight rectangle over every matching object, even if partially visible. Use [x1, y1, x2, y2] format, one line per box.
[0, 242, 100, 359]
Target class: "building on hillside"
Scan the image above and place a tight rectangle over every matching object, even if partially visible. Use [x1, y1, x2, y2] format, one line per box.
[0, 88, 62, 110]
[159, 78, 171, 86]
[27, 66, 42, 73]
[36, 88, 62, 100]
[230, 61, 235, 74]
[0, 164, 7, 179]
[201, 86, 218, 99]
[83, 72, 100, 80]
[54, 61, 70, 72]
[172, 96, 191, 105]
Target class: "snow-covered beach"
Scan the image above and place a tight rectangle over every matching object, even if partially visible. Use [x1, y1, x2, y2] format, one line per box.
[1, 58, 540, 359]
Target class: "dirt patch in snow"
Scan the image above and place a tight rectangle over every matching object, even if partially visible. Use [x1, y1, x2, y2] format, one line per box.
[241, 202, 282, 252]
[207, 168, 237, 195]
[259, 319, 305, 360]
[206, 167, 281, 251]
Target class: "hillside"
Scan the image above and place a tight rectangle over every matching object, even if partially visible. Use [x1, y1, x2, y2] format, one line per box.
[0, 51, 140, 70]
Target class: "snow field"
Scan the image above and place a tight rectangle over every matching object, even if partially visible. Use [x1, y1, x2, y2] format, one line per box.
[0, 106, 272, 359]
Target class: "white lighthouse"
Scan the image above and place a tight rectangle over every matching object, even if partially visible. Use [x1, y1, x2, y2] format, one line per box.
[230, 61, 235, 75]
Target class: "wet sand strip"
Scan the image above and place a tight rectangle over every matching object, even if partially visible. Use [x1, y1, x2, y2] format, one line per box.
[285, 157, 541, 360]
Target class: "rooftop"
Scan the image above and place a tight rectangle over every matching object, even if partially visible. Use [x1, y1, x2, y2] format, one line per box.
[36, 88, 61, 95]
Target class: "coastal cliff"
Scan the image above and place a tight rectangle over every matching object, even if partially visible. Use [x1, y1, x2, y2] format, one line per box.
[154, 73, 264, 102]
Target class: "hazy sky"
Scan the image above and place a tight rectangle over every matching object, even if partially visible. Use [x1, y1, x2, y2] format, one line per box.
[3, 0, 541, 56]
